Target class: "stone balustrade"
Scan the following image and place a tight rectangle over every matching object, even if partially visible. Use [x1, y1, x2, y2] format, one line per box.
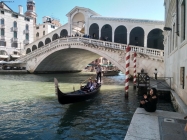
[18, 37, 164, 62]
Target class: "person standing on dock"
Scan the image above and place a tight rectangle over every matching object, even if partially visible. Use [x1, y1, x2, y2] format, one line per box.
[154, 68, 158, 80]
[96, 64, 102, 83]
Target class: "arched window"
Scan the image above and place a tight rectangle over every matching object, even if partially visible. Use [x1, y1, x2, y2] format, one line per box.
[1, 28, 4, 36]
[147, 29, 164, 50]
[114, 25, 127, 44]
[89, 23, 99, 39]
[60, 29, 68, 37]
[38, 41, 44, 48]
[52, 33, 59, 41]
[45, 38, 51, 45]
[13, 21, 17, 27]
[26, 34, 29, 40]
[43, 31, 45, 35]
[101, 24, 112, 41]
[1, 18, 4, 25]
[26, 24, 29, 30]
[26, 48, 31, 54]
[129, 27, 144, 47]
[36, 32, 39, 37]
[32, 45, 37, 51]
[14, 31, 17, 38]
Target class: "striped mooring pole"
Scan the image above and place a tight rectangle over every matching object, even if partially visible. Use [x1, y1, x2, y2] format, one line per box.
[133, 52, 137, 89]
[125, 45, 131, 98]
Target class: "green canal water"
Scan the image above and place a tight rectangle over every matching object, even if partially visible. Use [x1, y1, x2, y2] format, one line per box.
[0, 72, 174, 140]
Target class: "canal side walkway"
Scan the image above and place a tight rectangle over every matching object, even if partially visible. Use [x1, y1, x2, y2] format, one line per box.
[124, 108, 187, 140]
[0, 70, 28, 74]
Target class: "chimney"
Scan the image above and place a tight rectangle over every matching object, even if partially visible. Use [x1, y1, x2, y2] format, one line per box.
[18, 5, 23, 15]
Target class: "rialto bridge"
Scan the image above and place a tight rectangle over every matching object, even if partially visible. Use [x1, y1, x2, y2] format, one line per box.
[16, 6, 165, 76]
[17, 37, 164, 77]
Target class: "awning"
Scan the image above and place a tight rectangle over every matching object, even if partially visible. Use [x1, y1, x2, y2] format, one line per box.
[0, 60, 7, 64]
[0, 55, 9, 59]
[11, 55, 20, 58]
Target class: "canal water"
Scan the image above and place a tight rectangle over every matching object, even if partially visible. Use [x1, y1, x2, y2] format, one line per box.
[0, 72, 174, 140]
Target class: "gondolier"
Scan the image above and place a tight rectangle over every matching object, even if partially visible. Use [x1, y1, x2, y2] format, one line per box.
[96, 64, 102, 83]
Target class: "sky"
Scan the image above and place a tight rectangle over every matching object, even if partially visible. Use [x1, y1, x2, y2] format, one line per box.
[4, 0, 165, 24]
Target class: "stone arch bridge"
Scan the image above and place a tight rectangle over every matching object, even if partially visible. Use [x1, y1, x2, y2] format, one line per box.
[17, 37, 164, 77]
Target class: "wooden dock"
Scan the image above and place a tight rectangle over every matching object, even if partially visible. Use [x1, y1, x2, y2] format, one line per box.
[137, 72, 172, 92]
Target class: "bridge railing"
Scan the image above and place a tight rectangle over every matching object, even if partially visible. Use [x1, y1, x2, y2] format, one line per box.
[18, 37, 164, 62]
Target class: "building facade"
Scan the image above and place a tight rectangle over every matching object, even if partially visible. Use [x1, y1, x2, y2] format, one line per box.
[34, 16, 61, 41]
[0, 1, 34, 60]
[163, 0, 187, 104]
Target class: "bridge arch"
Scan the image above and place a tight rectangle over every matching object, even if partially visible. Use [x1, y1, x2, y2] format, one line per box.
[30, 46, 125, 74]
[147, 28, 164, 50]
[38, 41, 44, 48]
[89, 23, 99, 39]
[60, 29, 68, 37]
[52, 33, 59, 41]
[129, 27, 144, 47]
[26, 48, 31, 54]
[114, 25, 127, 44]
[45, 38, 51, 45]
[32, 45, 37, 51]
[101, 24, 112, 41]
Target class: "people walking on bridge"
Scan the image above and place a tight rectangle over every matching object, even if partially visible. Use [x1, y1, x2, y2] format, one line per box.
[96, 64, 102, 83]
[154, 68, 158, 80]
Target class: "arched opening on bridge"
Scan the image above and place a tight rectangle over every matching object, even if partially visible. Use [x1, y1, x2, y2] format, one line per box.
[147, 29, 164, 50]
[129, 27, 144, 47]
[45, 38, 51, 45]
[52, 33, 59, 41]
[38, 41, 44, 48]
[101, 24, 112, 41]
[72, 12, 85, 35]
[26, 48, 31, 54]
[60, 29, 68, 37]
[89, 23, 99, 39]
[32, 45, 37, 51]
[114, 25, 127, 44]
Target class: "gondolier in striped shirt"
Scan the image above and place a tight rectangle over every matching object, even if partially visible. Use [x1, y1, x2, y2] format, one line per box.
[96, 64, 102, 83]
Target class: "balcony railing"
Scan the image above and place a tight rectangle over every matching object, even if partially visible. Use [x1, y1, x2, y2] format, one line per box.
[12, 27, 18, 31]
[0, 36, 5, 41]
[0, 24, 5, 28]
[12, 37, 18, 42]
[24, 29, 29, 34]
[24, 39, 29, 44]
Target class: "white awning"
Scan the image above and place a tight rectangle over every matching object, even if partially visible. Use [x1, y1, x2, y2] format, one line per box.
[11, 55, 20, 58]
[0, 55, 9, 59]
[0, 60, 7, 64]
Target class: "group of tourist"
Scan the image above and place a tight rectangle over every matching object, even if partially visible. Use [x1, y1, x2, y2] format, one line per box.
[82, 64, 102, 92]
[82, 78, 98, 92]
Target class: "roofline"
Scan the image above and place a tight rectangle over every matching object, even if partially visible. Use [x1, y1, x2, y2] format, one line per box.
[0, 8, 34, 19]
[0, 1, 13, 12]
[66, 6, 100, 17]
[90, 16, 164, 24]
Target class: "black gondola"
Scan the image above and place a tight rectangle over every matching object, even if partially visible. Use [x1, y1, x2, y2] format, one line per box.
[54, 78, 101, 104]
